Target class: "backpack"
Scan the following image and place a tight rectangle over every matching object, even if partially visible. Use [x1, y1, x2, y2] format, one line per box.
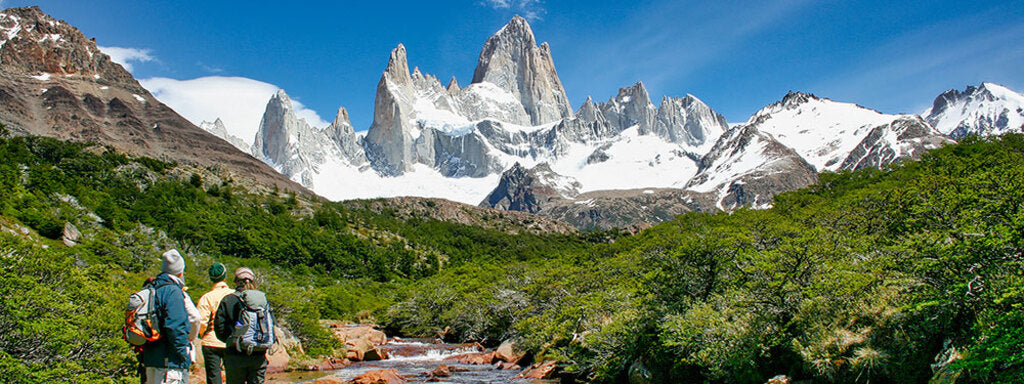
[123, 280, 175, 346]
[228, 290, 276, 354]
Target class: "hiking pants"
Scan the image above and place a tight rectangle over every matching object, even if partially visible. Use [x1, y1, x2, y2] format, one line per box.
[223, 353, 267, 384]
[144, 367, 189, 384]
[202, 346, 227, 384]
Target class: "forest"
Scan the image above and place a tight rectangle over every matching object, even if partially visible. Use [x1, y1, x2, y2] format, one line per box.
[0, 127, 1021, 383]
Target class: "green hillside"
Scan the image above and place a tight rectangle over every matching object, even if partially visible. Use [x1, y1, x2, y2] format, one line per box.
[0, 127, 1021, 383]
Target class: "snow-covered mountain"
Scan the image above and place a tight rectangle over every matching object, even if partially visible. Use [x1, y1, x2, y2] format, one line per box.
[199, 118, 250, 154]
[253, 16, 729, 209]
[749, 92, 951, 173]
[924, 83, 1024, 139]
[242, 15, 1015, 228]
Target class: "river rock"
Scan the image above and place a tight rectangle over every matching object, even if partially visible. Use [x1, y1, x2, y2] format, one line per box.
[517, 360, 558, 379]
[494, 361, 521, 370]
[308, 357, 351, 371]
[266, 343, 290, 373]
[324, 321, 388, 345]
[313, 376, 347, 384]
[348, 369, 407, 384]
[429, 364, 452, 378]
[444, 351, 496, 365]
[345, 336, 389, 361]
[494, 340, 526, 364]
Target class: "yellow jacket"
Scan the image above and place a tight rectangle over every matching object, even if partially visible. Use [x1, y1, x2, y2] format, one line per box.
[197, 281, 234, 348]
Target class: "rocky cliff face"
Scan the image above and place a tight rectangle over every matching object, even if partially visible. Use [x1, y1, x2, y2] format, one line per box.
[589, 82, 726, 151]
[840, 115, 953, 170]
[471, 15, 573, 125]
[750, 91, 950, 173]
[253, 89, 366, 187]
[199, 118, 250, 154]
[365, 44, 418, 175]
[924, 83, 1024, 139]
[480, 162, 580, 213]
[686, 123, 819, 210]
[0, 6, 306, 194]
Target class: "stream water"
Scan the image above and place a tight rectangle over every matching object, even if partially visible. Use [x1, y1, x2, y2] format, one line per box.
[287, 339, 553, 383]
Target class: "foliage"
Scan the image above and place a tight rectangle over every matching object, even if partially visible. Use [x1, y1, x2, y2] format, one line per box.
[3, 131, 1024, 383]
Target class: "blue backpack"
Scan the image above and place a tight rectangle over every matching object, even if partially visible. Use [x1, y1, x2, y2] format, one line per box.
[228, 290, 276, 354]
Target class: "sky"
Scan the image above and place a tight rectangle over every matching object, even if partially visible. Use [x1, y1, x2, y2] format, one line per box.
[6, 0, 1023, 142]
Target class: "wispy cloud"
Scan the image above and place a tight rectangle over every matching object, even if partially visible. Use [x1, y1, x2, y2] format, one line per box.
[814, 10, 1024, 114]
[140, 76, 330, 144]
[97, 46, 154, 72]
[480, 0, 546, 21]
[196, 61, 225, 74]
[562, 0, 813, 102]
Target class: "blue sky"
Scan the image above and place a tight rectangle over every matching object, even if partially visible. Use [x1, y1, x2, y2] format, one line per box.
[6, 0, 1023, 139]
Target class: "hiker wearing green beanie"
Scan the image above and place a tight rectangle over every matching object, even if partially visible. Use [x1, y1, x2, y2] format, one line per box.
[197, 263, 232, 384]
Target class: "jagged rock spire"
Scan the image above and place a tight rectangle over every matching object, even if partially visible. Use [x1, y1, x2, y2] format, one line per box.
[471, 15, 573, 125]
[446, 76, 460, 92]
[329, 106, 353, 135]
[384, 43, 411, 85]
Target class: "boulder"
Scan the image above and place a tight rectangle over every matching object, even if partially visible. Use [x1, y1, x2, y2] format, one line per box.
[444, 351, 496, 365]
[517, 360, 558, 379]
[307, 357, 351, 371]
[345, 337, 388, 362]
[61, 222, 81, 247]
[266, 343, 290, 373]
[323, 321, 388, 345]
[494, 340, 526, 364]
[430, 364, 452, 377]
[494, 361, 522, 370]
[347, 369, 407, 384]
[313, 376, 347, 384]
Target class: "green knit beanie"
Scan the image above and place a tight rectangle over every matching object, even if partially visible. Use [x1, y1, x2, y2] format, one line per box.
[208, 263, 227, 282]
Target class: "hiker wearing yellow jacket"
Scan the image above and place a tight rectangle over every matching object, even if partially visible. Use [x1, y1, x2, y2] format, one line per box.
[197, 263, 233, 384]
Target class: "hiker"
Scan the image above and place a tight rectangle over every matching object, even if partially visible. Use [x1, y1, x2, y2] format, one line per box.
[197, 263, 233, 384]
[215, 267, 274, 384]
[141, 249, 192, 384]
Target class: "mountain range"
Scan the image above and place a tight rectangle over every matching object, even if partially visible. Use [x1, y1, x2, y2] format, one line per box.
[3, 7, 1023, 230]
[236, 15, 1022, 229]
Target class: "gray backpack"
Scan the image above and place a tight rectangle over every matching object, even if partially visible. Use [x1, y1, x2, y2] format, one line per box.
[228, 290, 275, 354]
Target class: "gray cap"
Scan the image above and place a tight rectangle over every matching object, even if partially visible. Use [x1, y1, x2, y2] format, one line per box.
[234, 267, 255, 282]
[161, 249, 185, 275]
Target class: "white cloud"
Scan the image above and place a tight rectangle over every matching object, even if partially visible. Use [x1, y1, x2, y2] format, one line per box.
[97, 46, 154, 72]
[480, 0, 546, 21]
[139, 76, 330, 145]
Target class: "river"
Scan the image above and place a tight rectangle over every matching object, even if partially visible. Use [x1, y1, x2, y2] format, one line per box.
[276, 338, 554, 383]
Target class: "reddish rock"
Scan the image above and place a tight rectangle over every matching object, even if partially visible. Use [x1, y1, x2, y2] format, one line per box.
[428, 364, 452, 378]
[266, 344, 291, 373]
[444, 351, 497, 365]
[308, 357, 352, 371]
[345, 337, 389, 362]
[494, 361, 522, 370]
[313, 376, 347, 384]
[517, 360, 558, 379]
[494, 340, 526, 364]
[328, 322, 388, 345]
[347, 369, 407, 384]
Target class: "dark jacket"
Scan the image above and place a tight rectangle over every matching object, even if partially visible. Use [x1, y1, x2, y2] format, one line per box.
[214, 290, 267, 356]
[141, 273, 191, 369]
